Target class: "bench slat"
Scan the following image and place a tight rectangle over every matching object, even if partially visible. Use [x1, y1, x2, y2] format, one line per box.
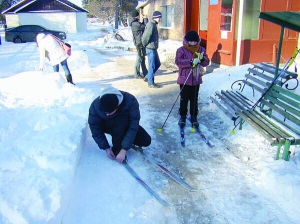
[271, 85, 300, 109]
[260, 100, 300, 136]
[270, 115, 300, 137]
[245, 72, 271, 86]
[241, 109, 300, 146]
[242, 80, 266, 94]
[251, 109, 291, 137]
[221, 90, 247, 112]
[239, 110, 287, 144]
[262, 96, 300, 123]
[247, 68, 274, 81]
[267, 90, 300, 114]
[257, 62, 298, 78]
[227, 91, 254, 109]
[216, 92, 243, 118]
[247, 109, 295, 138]
[210, 95, 237, 121]
[235, 91, 254, 104]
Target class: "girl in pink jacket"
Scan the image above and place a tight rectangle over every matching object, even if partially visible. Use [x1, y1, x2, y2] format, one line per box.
[175, 30, 210, 128]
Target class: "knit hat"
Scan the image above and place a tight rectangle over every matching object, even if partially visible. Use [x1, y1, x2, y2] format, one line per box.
[131, 9, 139, 18]
[100, 94, 119, 113]
[36, 33, 45, 43]
[153, 11, 162, 19]
[185, 30, 200, 42]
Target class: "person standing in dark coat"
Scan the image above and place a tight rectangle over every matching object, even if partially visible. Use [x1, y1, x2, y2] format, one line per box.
[129, 9, 148, 79]
[88, 86, 151, 163]
[175, 30, 210, 128]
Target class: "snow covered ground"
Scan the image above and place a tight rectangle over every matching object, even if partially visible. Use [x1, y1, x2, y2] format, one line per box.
[0, 23, 300, 224]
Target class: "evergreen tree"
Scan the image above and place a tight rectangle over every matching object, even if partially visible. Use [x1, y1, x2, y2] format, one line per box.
[0, 0, 14, 21]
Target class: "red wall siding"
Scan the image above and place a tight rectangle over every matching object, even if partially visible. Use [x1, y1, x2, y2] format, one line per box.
[200, 0, 300, 65]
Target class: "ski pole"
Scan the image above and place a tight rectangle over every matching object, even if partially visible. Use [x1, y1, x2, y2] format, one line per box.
[195, 52, 201, 82]
[157, 67, 194, 132]
[189, 52, 202, 132]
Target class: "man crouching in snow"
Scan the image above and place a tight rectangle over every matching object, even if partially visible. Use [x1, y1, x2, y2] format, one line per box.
[88, 86, 151, 163]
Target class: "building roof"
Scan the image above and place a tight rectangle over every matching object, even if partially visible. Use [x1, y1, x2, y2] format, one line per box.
[2, 0, 88, 14]
[259, 11, 300, 33]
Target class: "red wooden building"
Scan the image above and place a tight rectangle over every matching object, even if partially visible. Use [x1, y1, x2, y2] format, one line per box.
[185, 0, 300, 66]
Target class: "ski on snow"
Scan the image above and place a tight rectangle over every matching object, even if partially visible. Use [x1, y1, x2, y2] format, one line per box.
[186, 117, 213, 148]
[132, 145, 197, 192]
[179, 125, 212, 148]
[123, 146, 198, 206]
[180, 127, 185, 147]
[122, 160, 172, 207]
[191, 127, 213, 148]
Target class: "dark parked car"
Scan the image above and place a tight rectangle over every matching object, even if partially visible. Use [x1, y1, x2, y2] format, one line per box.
[5, 25, 66, 43]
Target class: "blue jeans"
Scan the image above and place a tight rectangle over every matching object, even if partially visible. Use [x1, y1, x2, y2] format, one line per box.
[52, 59, 71, 75]
[145, 49, 160, 85]
[53, 59, 73, 83]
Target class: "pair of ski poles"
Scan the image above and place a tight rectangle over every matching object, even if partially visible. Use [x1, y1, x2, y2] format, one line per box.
[157, 52, 202, 133]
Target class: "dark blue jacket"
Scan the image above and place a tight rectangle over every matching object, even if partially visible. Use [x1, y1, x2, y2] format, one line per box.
[88, 90, 140, 151]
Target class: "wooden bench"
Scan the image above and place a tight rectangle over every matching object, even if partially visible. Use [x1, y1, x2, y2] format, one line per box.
[210, 63, 299, 160]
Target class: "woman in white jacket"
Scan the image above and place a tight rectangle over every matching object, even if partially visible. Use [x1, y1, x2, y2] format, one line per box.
[36, 33, 74, 84]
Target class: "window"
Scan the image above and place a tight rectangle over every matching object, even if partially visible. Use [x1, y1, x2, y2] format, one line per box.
[220, 0, 233, 31]
[235, 0, 261, 40]
[200, 0, 209, 31]
[161, 5, 174, 28]
[19, 25, 32, 32]
[32, 25, 44, 32]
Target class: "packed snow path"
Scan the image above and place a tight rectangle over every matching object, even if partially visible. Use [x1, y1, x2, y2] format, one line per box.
[61, 50, 292, 223]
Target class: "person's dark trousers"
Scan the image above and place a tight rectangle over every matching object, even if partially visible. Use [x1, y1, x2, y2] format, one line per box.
[145, 48, 161, 85]
[103, 114, 151, 156]
[53, 59, 74, 84]
[134, 47, 148, 78]
[179, 85, 200, 116]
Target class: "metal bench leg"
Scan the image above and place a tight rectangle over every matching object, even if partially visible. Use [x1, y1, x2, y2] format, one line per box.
[282, 140, 291, 161]
[276, 144, 282, 160]
[239, 118, 244, 130]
